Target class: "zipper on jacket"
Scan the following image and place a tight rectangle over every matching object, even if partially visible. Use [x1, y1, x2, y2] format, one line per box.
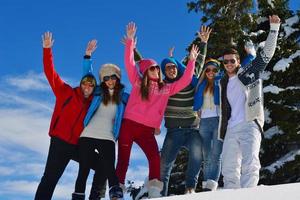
[52, 116, 60, 130]
[69, 101, 86, 142]
[52, 96, 73, 131]
[62, 96, 73, 108]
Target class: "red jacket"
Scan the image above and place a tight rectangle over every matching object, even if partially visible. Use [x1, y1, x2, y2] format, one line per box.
[43, 48, 93, 145]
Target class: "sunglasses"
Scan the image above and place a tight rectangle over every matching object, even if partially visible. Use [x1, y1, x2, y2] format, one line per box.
[81, 81, 95, 88]
[223, 59, 236, 64]
[205, 68, 218, 73]
[103, 74, 118, 82]
[149, 65, 160, 71]
[166, 64, 177, 70]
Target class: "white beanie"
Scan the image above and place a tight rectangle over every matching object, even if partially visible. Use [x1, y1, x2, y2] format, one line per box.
[99, 63, 121, 82]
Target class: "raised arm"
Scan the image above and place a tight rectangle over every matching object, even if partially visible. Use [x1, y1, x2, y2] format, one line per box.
[242, 15, 281, 75]
[169, 45, 199, 95]
[124, 22, 140, 84]
[82, 39, 97, 76]
[42, 31, 67, 97]
[261, 15, 281, 62]
[194, 26, 211, 77]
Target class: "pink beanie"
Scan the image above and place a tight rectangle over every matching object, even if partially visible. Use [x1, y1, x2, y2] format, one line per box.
[138, 59, 158, 75]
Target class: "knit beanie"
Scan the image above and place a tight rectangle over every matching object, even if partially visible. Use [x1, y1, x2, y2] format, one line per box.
[80, 73, 96, 86]
[99, 63, 121, 82]
[204, 58, 220, 69]
[160, 57, 186, 77]
[137, 59, 158, 75]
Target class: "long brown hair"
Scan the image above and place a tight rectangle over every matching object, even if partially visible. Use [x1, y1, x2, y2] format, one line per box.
[140, 68, 164, 101]
[198, 70, 214, 95]
[100, 79, 124, 105]
[197, 58, 220, 95]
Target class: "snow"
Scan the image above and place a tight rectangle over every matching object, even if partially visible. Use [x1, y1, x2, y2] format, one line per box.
[267, 0, 275, 8]
[264, 150, 300, 174]
[152, 183, 300, 200]
[284, 15, 300, 26]
[273, 58, 291, 72]
[273, 50, 300, 72]
[264, 126, 284, 139]
[256, 16, 268, 25]
[286, 86, 300, 90]
[282, 15, 300, 38]
[263, 85, 284, 94]
[263, 84, 300, 94]
[283, 25, 299, 38]
[264, 108, 272, 124]
[249, 30, 265, 37]
[260, 70, 271, 80]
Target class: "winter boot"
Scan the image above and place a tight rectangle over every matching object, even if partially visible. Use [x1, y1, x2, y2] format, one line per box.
[109, 185, 124, 200]
[72, 192, 85, 200]
[202, 179, 218, 191]
[146, 179, 163, 198]
[185, 188, 195, 194]
[119, 183, 126, 193]
[89, 186, 102, 200]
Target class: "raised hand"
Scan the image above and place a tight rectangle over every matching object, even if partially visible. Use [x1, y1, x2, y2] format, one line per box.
[85, 40, 97, 56]
[42, 31, 54, 48]
[189, 44, 200, 61]
[126, 22, 137, 40]
[269, 15, 281, 24]
[121, 36, 137, 48]
[197, 25, 212, 43]
[168, 46, 175, 57]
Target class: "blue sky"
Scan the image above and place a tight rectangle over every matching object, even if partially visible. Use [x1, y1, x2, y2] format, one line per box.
[0, 0, 298, 200]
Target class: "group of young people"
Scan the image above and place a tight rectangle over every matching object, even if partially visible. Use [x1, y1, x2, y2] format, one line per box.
[34, 14, 281, 200]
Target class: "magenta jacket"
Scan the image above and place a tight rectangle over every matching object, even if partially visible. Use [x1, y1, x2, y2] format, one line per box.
[123, 39, 196, 128]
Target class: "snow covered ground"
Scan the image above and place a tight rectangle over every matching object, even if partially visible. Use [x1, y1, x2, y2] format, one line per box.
[152, 183, 300, 200]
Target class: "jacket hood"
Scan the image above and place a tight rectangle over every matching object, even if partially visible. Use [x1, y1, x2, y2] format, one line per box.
[161, 57, 186, 82]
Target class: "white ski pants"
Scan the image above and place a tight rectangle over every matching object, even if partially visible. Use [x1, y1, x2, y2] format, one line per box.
[221, 121, 262, 189]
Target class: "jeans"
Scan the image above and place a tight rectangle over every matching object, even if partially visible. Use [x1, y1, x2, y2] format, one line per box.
[199, 117, 223, 183]
[221, 121, 261, 189]
[160, 128, 202, 196]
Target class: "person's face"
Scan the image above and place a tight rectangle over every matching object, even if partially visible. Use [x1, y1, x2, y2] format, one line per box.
[205, 65, 218, 80]
[223, 54, 240, 76]
[147, 65, 160, 79]
[80, 81, 95, 98]
[103, 74, 118, 89]
[164, 63, 178, 79]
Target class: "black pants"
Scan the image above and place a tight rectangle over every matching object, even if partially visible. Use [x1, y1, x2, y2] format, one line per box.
[75, 137, 119, 197]
[34, 137, 105, 200]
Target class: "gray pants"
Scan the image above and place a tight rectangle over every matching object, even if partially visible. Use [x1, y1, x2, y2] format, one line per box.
[221, 121, 261, 189]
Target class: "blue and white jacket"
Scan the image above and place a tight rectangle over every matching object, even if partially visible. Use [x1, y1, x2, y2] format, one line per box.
[82, 57, 129, 141]
[84, 87, 129, 140]
[193, 78, 220, 112]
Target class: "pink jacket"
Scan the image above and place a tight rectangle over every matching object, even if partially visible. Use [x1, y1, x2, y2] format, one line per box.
[124, 39, 196, 128]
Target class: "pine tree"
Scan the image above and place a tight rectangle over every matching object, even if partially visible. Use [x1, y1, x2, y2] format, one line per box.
[167, 0, 300, 195]
[252, 0, 300, 185]
[186, 0, 255, 58]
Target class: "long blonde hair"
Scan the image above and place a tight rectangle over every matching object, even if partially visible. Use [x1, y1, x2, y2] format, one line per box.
[197, 58, 220, 95]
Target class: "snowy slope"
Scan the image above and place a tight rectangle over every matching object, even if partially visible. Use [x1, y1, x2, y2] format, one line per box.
[152, 183, 300, 200]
